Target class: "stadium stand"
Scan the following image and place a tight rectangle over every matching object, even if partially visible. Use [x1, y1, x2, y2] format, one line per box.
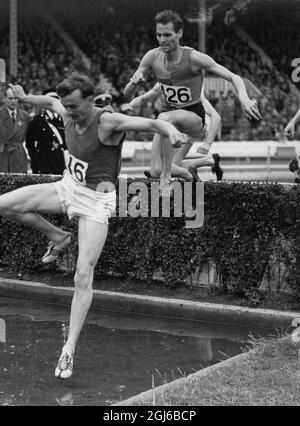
[0, 0, 299, 141]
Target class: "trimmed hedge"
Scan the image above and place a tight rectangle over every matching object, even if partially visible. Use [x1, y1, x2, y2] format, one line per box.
[0, 173, 299, 302]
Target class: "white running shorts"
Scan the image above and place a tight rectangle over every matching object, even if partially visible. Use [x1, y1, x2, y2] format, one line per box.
[54, 172, 116, 225]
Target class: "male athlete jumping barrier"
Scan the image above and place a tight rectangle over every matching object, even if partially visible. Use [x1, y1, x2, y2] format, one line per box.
[0, 72, 188, 379]
[124, 10, 261, 193]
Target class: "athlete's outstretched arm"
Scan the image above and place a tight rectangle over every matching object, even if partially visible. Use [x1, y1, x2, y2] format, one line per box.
[9, 84, 66, 117]
[285, 108, 300, 137]
[192, 52, 261, 121]
[101, 112, 188, 148]
[201, 96, 221, 151]
[123, 83, 161, 111]
[123, 50, 155, 99]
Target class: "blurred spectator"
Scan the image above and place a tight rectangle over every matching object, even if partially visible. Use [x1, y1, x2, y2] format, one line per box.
[0, 87, 30, 173]
[94, 92, 113, 108]
[255, 120, 274, 140]
[294, 123, 300, 140]
[25, 89, 66, 174]
[207, 90, 219, 109]
[218, 90, 236, 135]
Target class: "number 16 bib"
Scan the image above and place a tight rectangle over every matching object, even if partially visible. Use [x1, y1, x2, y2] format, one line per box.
[66, 152, 88, 186]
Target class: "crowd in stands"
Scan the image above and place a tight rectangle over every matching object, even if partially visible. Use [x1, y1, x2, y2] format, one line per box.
[0, 0, 299, 141]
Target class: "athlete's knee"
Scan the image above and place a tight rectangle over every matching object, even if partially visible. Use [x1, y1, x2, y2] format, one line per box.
[74, 262, 95, 292]
[0, 196, 18, 217]
[158, 112, 174, 124]
[150, 166, 162, 178]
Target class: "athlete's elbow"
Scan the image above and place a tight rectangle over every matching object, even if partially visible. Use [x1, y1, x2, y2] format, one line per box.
[230, 72, 245, 86]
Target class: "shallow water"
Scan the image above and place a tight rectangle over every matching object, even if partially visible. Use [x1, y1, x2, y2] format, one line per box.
[0, 297, 273, 406]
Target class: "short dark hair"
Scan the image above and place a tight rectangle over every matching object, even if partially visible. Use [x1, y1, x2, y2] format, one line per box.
[56, 72, 95, 99]
[42, 88, 59, 98]
[154, 10, 184, 33]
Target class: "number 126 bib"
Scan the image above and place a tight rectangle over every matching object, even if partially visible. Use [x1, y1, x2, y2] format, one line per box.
[160, 83, 192, 106]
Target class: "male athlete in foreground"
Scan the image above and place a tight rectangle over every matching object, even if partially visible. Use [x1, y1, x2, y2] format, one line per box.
[0, 72, 188, 379]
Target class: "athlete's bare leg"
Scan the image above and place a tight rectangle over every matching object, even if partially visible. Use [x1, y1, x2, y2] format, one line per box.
[55, 216, 108, 379]
[158, 109, 204, 190]
[149, 133, 163, 177]
[181, 156, 214, 169]
[0, 183, 68, 242]
[148, 134, 192, 180]
[170, 139, 196, 179]
[146, 110, 221, 182]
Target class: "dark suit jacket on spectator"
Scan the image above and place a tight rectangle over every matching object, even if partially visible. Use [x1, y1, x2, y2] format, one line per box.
[0, 106, 30, 173]
[26, 111, 66, 175]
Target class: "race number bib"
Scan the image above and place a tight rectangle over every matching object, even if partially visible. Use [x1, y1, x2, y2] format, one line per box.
[66, 152, 88, 185]
[160, 83, 192, 105]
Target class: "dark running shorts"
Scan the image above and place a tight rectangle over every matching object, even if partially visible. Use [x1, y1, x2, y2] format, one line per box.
[161, 101, 206, 128]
